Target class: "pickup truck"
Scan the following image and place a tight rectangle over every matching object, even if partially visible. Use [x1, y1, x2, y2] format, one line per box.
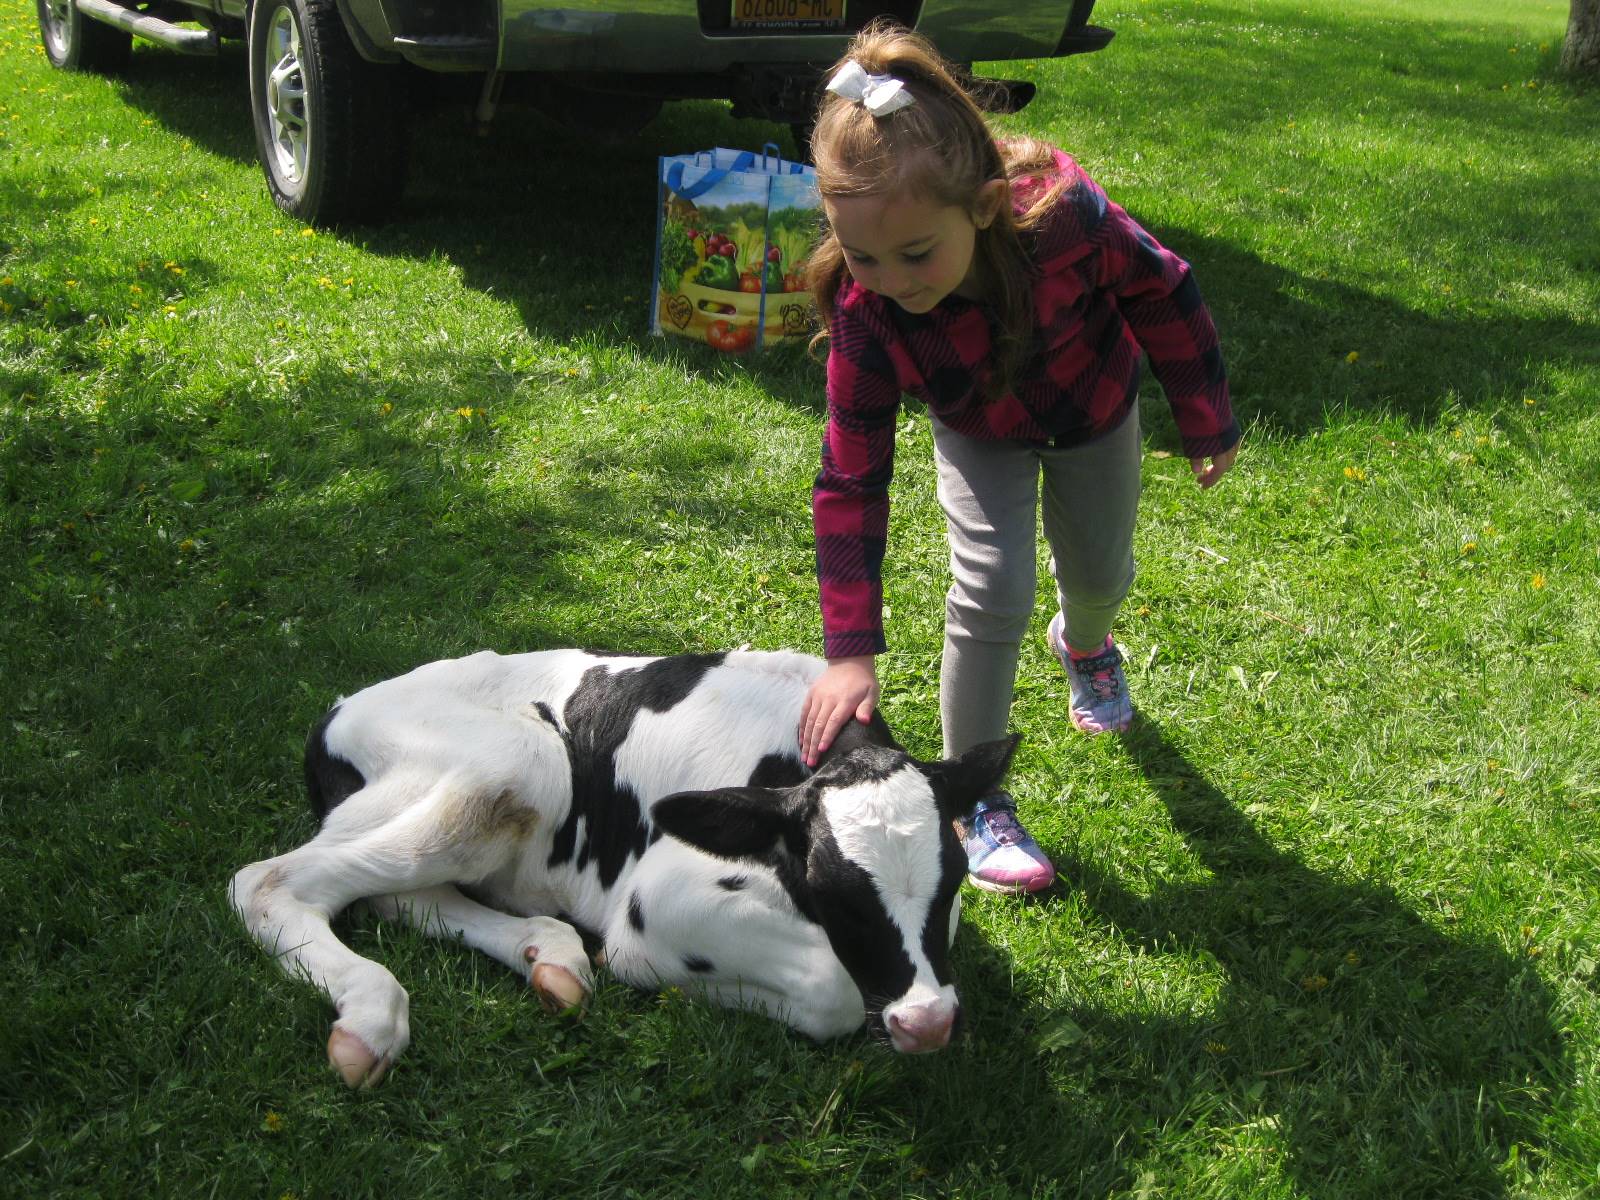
[35, 0, 1112, 225]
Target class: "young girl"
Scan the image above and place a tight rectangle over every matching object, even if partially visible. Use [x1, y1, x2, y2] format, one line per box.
[796, 22, 1240, 894]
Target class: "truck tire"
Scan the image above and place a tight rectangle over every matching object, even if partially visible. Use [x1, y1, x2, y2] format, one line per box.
[36, 0, 133, 73]
[247, 0, 406, 225]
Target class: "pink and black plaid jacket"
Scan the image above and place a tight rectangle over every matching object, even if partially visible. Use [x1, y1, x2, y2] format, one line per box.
[814, 149, 1238, 659]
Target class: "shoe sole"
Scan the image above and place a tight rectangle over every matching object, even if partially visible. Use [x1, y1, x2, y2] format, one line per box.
[965, 872, 1055, 895]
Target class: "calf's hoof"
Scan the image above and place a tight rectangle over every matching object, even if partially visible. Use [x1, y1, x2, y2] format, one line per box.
[529, 960, 588, 1014]
[327, 1026, 391, 1089]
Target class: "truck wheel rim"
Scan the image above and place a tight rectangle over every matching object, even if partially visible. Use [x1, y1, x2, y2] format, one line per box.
[263, 7, 309, 190]
[43, 0, 72, 59]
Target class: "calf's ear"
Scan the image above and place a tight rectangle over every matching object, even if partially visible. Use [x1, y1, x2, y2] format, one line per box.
[925, 734, 1021, 819]
[652, 787, 811, 861]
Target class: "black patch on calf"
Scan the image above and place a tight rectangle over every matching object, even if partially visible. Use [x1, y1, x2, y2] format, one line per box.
[811, 743, 905, 790]
[547, 653, 727, 890]
[683, 955, 715, 974]
[919, 834, 968, 988]
[627, 894, 646, 933]
[806, 826, 917, 1012]
[747, 752, 806, 789]
[304, 705, 365, 823]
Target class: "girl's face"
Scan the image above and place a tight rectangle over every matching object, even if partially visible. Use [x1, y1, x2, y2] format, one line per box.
[823, 184, 1005, 314]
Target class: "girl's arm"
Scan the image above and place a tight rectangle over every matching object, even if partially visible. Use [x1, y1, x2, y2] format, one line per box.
[805, 307, 902, 762]
[1091, 196, 1240, 472]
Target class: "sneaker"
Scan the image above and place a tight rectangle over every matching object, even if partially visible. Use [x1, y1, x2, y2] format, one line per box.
[955, 793, 1056, 895]
[1048, 613, 1134, 735]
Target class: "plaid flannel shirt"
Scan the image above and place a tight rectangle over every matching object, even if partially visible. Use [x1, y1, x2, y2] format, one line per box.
[814, 149, 1238, 659]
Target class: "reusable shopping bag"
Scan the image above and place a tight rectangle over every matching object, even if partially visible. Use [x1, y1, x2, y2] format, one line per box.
[651, 144, 820, 353]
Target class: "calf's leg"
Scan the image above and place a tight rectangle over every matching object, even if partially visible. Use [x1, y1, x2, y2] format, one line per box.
[230, 778, 533, 1086]
[367, 885, 591, 1011]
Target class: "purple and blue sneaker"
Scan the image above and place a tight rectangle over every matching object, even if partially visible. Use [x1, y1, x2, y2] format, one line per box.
[956, 793, 1056, 895]
[1048, 613, 1134, 735]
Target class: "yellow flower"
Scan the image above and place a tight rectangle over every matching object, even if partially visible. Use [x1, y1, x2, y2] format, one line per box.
[1531, 573, 1546, 589]
[261, 1111, 285, 1133]
[178, 538, 197, 554]
[1460, 541, 1477, 555]
[1301, 974, 1330, 992]
[1344, 350, 1359, 364]
[1205, 1040, 1228, 1055]
[456, 406, 477, 419]
[129, 284, 142, 294]
[300, 227, 315, 237]
[1344, 951, 1360, 967]
[164, 261, 183, 275]
[380, 402, 393, 415]
[1343, 466, 1366, 482]
[1524, 396, 1536, 407]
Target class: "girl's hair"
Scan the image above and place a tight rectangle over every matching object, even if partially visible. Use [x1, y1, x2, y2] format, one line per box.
[805, 18, 1066, 397]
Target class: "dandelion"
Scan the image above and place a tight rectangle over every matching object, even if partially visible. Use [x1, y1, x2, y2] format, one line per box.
[1531, 573, 1546, 589]
[1343, 466, 1366, 482]
[1301, 974, 1329, 992]
[380, 402, 393, 415]
[300, 227, 315, 238]
[261, 1111, 285, 1133]
[164, 261, 183, 275]
[1524, 396, 1536, 407]
[1487, 759, 1500, 772]
[129, 284, 142, 294]
[1344, 350, 1359, 364]
[178, 538, 197, 554]
[1205, 1040, 1228, 1055]
[316, 276, 334, 289]
[1344, 951, 1360, 967]
[1460, 541, 1477, 555]
[456, 406, 477, 419]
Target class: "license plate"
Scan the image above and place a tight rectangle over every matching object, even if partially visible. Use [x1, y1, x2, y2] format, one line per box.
[731, 0, 845, 31]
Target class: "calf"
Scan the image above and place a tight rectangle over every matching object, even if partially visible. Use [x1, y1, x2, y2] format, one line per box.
[230, 647, 1017, 1086]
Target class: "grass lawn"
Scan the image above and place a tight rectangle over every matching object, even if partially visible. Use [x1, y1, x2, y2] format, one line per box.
[3, 0, 1598, 1195]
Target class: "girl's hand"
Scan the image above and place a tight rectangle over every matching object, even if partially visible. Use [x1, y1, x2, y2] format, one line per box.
[1190, 444, 1239, 489]
[799, 656, 879, 768]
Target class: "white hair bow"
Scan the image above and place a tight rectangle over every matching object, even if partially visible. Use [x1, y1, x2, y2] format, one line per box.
[825, 61, 915, 116]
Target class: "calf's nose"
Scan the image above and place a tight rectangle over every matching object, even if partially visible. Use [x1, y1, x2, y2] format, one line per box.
[886, 1003, 958, 1054]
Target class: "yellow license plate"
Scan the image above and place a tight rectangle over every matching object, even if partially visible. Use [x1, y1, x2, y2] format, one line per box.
[730, 0, 845, 30]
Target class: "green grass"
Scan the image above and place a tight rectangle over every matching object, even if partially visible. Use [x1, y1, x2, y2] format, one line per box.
[3, 0, 1598, 1195]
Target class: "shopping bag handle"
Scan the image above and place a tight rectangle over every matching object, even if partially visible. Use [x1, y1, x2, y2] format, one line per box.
[665, 144, 805, 198]
[666, 150, 758, 199]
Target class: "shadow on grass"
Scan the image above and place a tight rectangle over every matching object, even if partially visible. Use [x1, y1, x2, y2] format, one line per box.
[997, 713, 1570, 1197]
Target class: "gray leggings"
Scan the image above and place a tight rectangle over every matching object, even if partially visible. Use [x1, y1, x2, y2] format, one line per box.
[932, 401, 1142, 757]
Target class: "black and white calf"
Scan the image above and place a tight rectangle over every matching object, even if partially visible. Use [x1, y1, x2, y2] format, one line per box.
[230, 648, 1017, 1086]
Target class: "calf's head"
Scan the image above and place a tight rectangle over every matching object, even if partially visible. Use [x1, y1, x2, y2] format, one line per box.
[652, 735, 1019, 1053]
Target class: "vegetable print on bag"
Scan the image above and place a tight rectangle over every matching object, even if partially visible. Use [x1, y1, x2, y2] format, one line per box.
[651, 145, 820, 353]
